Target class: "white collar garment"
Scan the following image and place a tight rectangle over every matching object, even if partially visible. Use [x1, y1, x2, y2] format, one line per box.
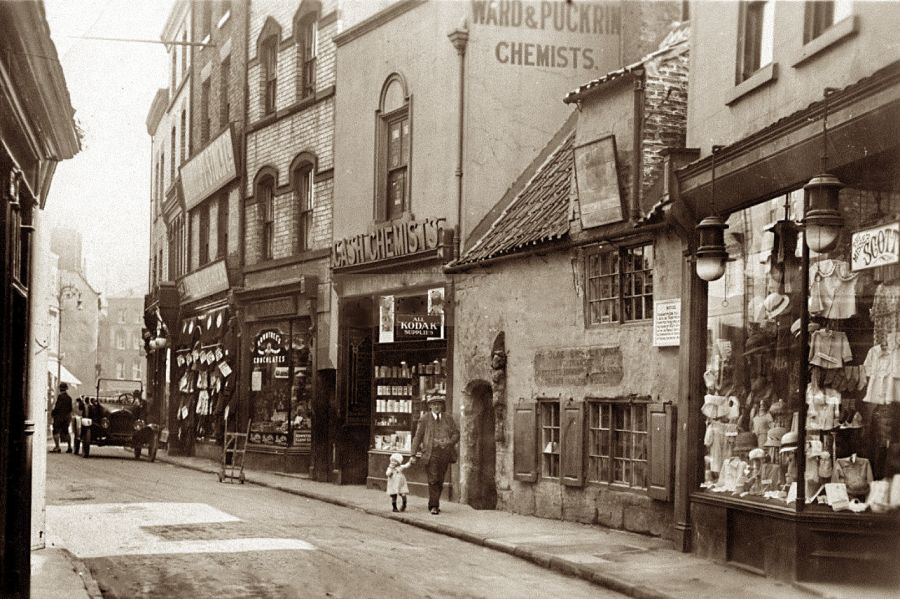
[432, 413, 441, 421]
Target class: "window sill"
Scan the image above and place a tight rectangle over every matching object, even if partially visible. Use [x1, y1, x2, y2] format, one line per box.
[217, 10, 231, 29]
[585, 318, 653, 330]
[792, 15, 858, 68]
[726, 62, 778, 106]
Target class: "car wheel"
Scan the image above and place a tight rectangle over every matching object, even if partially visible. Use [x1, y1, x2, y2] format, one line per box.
[148, 434, 158, 463]
[82, 429, 91, 458]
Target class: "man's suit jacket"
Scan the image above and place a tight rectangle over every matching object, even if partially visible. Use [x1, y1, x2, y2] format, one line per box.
[411, 411, 460, 465]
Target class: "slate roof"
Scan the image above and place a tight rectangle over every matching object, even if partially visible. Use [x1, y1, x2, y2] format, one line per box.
[453, 130, 574, 267]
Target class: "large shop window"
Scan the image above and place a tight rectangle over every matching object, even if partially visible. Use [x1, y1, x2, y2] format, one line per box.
[702, 184, 900, 513]
[585, 242, 654, 325]
[370, 289, 447, 454]
[248, 319, 313, 449]
[587, 398, 648, 488]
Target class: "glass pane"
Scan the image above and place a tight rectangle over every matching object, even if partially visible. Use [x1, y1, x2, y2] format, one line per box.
[600, 429, 610, 457]
[634, 433, 647, 460]
[401, 119, 410, 160]
[613, 459, 623, 482]
[634, 405, 646, 432]
[633, 462, 645, 487]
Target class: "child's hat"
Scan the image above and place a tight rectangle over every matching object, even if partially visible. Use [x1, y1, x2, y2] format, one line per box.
[389, 452, 404, 464]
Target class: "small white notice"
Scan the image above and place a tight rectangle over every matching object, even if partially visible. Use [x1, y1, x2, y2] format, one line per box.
[653, 299, 681, 347]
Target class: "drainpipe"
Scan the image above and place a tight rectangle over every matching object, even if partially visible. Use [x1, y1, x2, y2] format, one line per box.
[631, 70, 645, 224]
[448, 22, 469, 254]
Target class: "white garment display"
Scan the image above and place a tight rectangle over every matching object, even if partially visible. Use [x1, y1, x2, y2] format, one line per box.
[863, 343, 900, 405]
[809, 259, 858, 319]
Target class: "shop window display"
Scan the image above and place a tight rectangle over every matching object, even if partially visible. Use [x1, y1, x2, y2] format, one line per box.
[248, 320, 312, 448]
[702, 187, 900, 512]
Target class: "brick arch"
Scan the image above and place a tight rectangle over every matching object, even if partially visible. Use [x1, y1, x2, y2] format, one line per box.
[256, 16, 282, 57]
[293, 0, 321, 41]
[252, 165, 279, 200]
[289, 151, 318, 181]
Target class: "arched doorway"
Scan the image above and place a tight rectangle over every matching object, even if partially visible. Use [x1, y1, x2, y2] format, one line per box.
[463, 380, 497, 509]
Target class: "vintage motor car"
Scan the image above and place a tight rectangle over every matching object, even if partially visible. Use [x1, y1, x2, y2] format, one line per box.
[80, 378, 159, 460]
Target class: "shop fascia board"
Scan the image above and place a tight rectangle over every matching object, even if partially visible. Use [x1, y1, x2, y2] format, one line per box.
[232, 276, 318, 305]
[677, 70, 900, 219]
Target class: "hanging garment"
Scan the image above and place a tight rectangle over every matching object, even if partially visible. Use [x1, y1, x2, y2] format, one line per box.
[705, 420, 727, 474]
[863, 344, 900, 405]
[809, 329, 853, 369]
[809, 259, 859, 319]
[871, 283, 900, 346]
[832, 456, 874, 496]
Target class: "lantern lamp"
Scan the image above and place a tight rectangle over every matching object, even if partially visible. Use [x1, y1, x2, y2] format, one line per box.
[696, 215, 729, 282]
[803, 173, 844, 253]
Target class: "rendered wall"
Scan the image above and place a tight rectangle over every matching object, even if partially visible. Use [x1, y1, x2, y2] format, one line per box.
[452, 229, 683, 537]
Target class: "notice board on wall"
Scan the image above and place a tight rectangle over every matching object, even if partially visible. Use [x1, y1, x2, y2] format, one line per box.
[575, 135, 623, 229]
[652, 299, 681, 347]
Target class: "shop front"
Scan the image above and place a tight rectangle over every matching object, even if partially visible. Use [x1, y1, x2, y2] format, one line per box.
[677, 70, 900, 584]
[235, 277, 319, 474]
[169, 260, 236, 459]
[331, 217, 455, 494]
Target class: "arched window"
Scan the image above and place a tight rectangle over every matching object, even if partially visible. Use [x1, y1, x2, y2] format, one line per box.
[257, 18, 282, 115]
[294, 1, 320, 100]
[376, 74, 410, 221]
[291, 153, 316, 253]
[256, 174, 276, 261]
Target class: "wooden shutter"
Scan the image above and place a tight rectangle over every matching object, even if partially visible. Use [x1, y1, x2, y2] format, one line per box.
[561, 399, 584, 487]
[513, 400, 537, 482]
[647, 402, 675, 501]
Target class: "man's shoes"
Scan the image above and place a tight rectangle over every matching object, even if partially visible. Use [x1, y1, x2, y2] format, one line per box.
[65, 447, 72, 454]
[50, 448, 61, 453]
[392, 507, 399, 512]
[430, 508, 439, 515]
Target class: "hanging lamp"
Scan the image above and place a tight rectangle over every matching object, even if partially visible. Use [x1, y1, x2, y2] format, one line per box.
[695, 145, 729, 282]
[804, 88, 844, 253]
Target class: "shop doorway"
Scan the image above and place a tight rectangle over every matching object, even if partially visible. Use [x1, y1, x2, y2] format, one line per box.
[464, 380, 497, 509]
[336, 296, 374, 485]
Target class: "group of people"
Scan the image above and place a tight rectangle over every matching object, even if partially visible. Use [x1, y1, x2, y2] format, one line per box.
[386, 394, 460, 515]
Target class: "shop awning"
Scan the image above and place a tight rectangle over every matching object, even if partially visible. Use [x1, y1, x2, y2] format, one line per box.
[48, 359, 82, 387]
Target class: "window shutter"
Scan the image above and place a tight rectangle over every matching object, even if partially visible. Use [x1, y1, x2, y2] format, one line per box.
[513, 400, 537, 482]
[647, 402, 675, 501]
[561, 399, 584, 487]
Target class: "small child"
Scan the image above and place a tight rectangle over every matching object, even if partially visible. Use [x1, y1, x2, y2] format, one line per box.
[386, 452, 411, 512]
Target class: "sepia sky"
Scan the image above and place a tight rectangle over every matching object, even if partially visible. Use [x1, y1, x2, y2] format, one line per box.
[44, 0, 173, 297]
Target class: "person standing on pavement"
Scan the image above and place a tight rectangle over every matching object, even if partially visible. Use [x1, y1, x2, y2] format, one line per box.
[410, 394, 459, 515]
[51, 383, 74, 453]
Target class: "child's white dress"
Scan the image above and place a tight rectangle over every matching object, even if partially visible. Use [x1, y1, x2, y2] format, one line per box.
[386, 462, 410, 495]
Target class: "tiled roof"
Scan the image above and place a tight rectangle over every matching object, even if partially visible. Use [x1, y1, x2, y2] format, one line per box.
[454, 130, 574, 266]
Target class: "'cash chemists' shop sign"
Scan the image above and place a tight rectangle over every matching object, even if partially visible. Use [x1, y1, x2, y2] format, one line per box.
[332, 218, 445, 269]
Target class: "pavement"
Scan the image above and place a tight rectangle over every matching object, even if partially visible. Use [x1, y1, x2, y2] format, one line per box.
[33, 449, 896, 599]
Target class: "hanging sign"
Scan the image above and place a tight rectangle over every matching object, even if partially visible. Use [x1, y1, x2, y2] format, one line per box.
[253, 329, 286, 364]
[851, 222, 900, 271]
[575, 135, 623, 229]
[652, 299, 681, 347]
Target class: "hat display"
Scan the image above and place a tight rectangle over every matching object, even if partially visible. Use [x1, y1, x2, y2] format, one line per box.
[749, 448, 766, 460]
[743, 332, 775, 356]
[764, 426, 787, 448]
[780, 431, 799, 453]
[790, 318, 822, 338]
[763, 293, 791, 319]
